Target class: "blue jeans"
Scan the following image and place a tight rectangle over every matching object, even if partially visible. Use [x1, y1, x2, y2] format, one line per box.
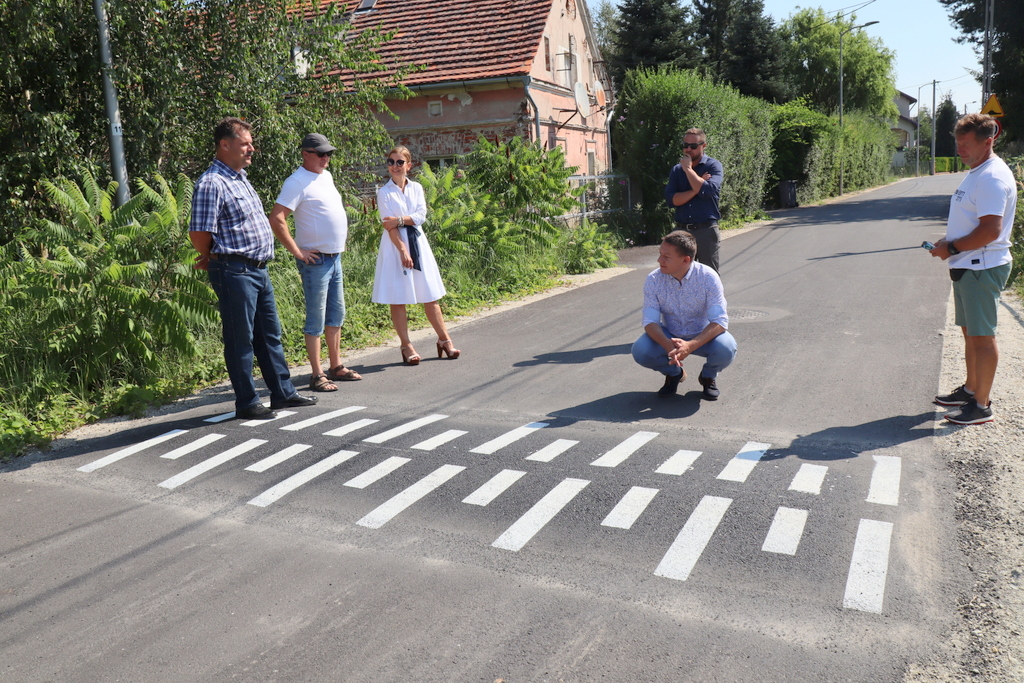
[632, 325, 737, 379]
[207, 259, 297, 410]
[296, 253, 345, 336]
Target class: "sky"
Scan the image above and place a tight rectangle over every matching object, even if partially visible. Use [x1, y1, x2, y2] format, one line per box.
[758, 0, 983, 116]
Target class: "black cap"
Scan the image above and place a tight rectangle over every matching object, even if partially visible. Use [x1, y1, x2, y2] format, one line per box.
[300, 133, 337, 153]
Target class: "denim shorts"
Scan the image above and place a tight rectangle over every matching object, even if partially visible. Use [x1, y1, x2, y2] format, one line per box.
[296, 253, 345, 336]
[953, 263, 1011, 336]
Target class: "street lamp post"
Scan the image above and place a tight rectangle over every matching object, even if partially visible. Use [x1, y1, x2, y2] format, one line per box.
[838, 20, 879, 195]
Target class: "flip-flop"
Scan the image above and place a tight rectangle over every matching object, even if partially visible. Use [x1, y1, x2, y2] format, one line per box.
[309, 374, 338, 392]
[327, 365, 362, 381]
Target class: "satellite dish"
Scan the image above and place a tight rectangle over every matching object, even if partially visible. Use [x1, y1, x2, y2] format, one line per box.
[574, 82, 591, 117]
[595, 82, 606, 108]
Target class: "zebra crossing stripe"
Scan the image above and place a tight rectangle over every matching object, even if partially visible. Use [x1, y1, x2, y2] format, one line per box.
[470, 422, 550, 455]
[241, 410, 295, 426]
[463, 469, 527, 506]
[601, 486, 659, 529]
[160, 433, 225, 460]
[323, 418, 379, 438]
[344, 456, 410, 489]
[363, 414, 449, 444]
[762, 507, 809, 555]
[655, 450, 701, 475]
[158, 439, 266, 489]
[248, 450, 359, 507]
[492, 478, 590, 551]
[866, 455, 901, 506]
[654, 495, 732, 581]
[204, 411, 237, 423]
[716, 441, 771, 482]
[357, 464, 466, 529]
[411, 429, 468, 451]
[590, 431, 659, 468]
[78, 429, 188, 472]
[525, 438, 578, 462]
[245, 444, 312, 473]
[843, 519, 893, 613]
[280, 406, 366, 432]
[789, 464, 828, 494]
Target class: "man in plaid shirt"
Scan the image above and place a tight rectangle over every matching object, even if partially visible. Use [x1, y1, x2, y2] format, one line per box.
[189, 117, 317, 420]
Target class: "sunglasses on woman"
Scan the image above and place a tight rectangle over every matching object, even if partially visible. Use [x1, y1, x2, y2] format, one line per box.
[386, 158, 407, 167]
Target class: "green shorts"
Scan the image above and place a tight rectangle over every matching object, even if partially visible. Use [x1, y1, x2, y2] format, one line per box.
[952, 263, 1011, 336]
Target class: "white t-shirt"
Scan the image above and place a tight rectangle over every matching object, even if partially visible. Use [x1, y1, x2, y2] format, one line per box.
[274, 167, 348, 253]
[946, 156, 1017, 270]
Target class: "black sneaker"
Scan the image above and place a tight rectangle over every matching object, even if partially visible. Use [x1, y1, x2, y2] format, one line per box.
[934, 384, 974, 406]
[237, 404, 278, 420]
[944, 398, 993, 425]
[698, 374, 720, 400]
[270, 393, 318, 410]
[657, 368, 686, 396]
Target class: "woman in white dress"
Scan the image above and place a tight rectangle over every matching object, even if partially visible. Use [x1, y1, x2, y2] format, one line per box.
[372, 146, 461, 365]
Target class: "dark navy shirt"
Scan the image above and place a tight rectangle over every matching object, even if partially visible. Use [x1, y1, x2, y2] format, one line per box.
[664, 155, 724, 224]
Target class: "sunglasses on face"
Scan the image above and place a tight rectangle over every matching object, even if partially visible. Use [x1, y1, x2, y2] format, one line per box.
[386, 158, 407, 167]
[682, 143, 703, 150]
[304, 150, 333, 158]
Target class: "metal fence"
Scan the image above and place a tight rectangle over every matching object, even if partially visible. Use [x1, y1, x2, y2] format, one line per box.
[564, 174, 632, 222]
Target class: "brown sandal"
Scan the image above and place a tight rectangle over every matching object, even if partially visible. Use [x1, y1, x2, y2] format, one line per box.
[401, 345, 421, 366]
[309, 374, 338, 392]
[327, 365, 362, 381]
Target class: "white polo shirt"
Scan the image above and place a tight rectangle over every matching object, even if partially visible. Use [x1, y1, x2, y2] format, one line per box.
[274, 167, 348, 253]
[946, 156, 1017, 270]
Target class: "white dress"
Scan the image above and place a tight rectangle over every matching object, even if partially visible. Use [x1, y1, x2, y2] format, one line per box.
[371, 178, 447, 305]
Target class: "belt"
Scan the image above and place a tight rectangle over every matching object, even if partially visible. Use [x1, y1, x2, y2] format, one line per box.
[318, 252, 339, 257]
[213, 253, 270, 268]
[677, 220, 716, 230]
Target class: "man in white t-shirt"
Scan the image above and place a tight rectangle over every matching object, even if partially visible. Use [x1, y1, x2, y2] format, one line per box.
[270, 133, 362, 391]
[930, 113, 1017, 425]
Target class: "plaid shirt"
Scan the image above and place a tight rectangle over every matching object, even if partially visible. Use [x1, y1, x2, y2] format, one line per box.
[642, 263, 729, 338]
[190, 159, 275, 261]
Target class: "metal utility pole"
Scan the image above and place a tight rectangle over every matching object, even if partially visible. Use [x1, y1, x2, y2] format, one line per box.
[94, 0, 130, 206]
[838, 20, 879, 195]
[930, 80, 937, 176]
[982, 0, 994, 102]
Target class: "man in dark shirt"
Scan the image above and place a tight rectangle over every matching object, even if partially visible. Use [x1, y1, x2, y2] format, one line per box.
[664, 128, 724, 273]
[189, 117, 317, 420]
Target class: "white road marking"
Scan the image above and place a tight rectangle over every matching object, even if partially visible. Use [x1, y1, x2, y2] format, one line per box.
[357, 464, 466, 529]
[601, 486, 659, 529]
[655, 449, 702, 475]
[78, 430, 188, 472]
[866, 455, 901, 506]
[463, 469, 527, 506]
[248, 450, 359, 507]
[470, 422, 550, 455]
[654, 495, 732, 581]
[362, 414, 449, 444]
[280, 406, 366, 431]
[343, 456, 410, 489]
[241, 410, 295, 426]
[323, 418, 379, 438]
[492, 478, 591, 551]
[590, 431, 659, 468]
[160, 433, 225, 460]
[245, 443, 312, 473]
[762, 507, 809, 555]
[525, 439, 579, 462]
[158, 439, 266, 489]
[789, 463, 828, 494]
[843, 519, 893, 613]
[204, 411, 236, 423]
[411, 429, 469, 451]
[716, 441, 772, 482]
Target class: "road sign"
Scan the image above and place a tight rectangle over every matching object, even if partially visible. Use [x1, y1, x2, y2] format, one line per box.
[982, 94, 1004, 117]
[994, 119, 1003, 140]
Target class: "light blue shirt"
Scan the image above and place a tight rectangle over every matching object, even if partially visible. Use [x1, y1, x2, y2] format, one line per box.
[642, 263, 728, 338]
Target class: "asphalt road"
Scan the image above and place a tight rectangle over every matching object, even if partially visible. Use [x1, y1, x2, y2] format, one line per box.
[1, 174, 968, 682]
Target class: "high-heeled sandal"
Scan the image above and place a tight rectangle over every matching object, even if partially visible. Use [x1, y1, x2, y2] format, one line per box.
[401, 345, 421, 366]
[436, 339, 461, 359]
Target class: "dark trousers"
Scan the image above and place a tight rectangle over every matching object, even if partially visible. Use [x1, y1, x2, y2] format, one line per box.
[678, 221, 720, 273]
[208, 259, 297, 410]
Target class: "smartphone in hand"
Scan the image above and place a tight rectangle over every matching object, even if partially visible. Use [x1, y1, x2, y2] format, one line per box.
[921, 241, 935, 250]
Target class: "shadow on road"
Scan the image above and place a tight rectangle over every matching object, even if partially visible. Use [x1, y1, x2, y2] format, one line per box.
[766, 410, 941, 461]
[513, 343, 632, 367]
[544, 390, 704, 426]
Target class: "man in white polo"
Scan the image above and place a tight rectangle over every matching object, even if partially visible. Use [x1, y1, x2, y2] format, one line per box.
[270, 133, 362, 392]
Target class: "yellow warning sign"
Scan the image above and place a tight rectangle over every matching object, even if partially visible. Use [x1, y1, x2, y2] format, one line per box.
[982, 94, 1004, 117]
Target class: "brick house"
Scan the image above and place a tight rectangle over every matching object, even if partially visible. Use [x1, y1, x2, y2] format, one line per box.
[327, 0, 612, 174]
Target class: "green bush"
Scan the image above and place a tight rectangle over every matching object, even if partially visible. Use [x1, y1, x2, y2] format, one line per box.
[1006, 157, 1024, 295]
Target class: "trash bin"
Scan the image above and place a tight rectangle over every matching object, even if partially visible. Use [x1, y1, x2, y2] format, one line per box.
[778, 180, 798, 209]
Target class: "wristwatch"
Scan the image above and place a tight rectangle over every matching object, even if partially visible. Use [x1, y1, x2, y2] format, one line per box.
[947, 241, 961, 256]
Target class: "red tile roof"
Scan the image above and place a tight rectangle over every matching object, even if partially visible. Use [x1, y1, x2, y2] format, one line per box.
[299, 0, 552, 86]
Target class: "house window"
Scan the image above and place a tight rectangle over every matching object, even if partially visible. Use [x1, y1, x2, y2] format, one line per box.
[567, 35, 578, 85]
[425, 157, 458, 171]
[544, 37, 551, 72]
[428, 101, 442, 117]
[587, 151, 596, 176]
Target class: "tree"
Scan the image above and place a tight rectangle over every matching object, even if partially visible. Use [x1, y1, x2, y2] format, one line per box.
[607, 0, 696, 86]
[938, 0, 1023, 142]
[591, 0, 620, 66]
[721, 0, 795, 103]
[692, 0, 736, 78]
[779, 8, 898, 119]
[934, 94, 960, 157]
